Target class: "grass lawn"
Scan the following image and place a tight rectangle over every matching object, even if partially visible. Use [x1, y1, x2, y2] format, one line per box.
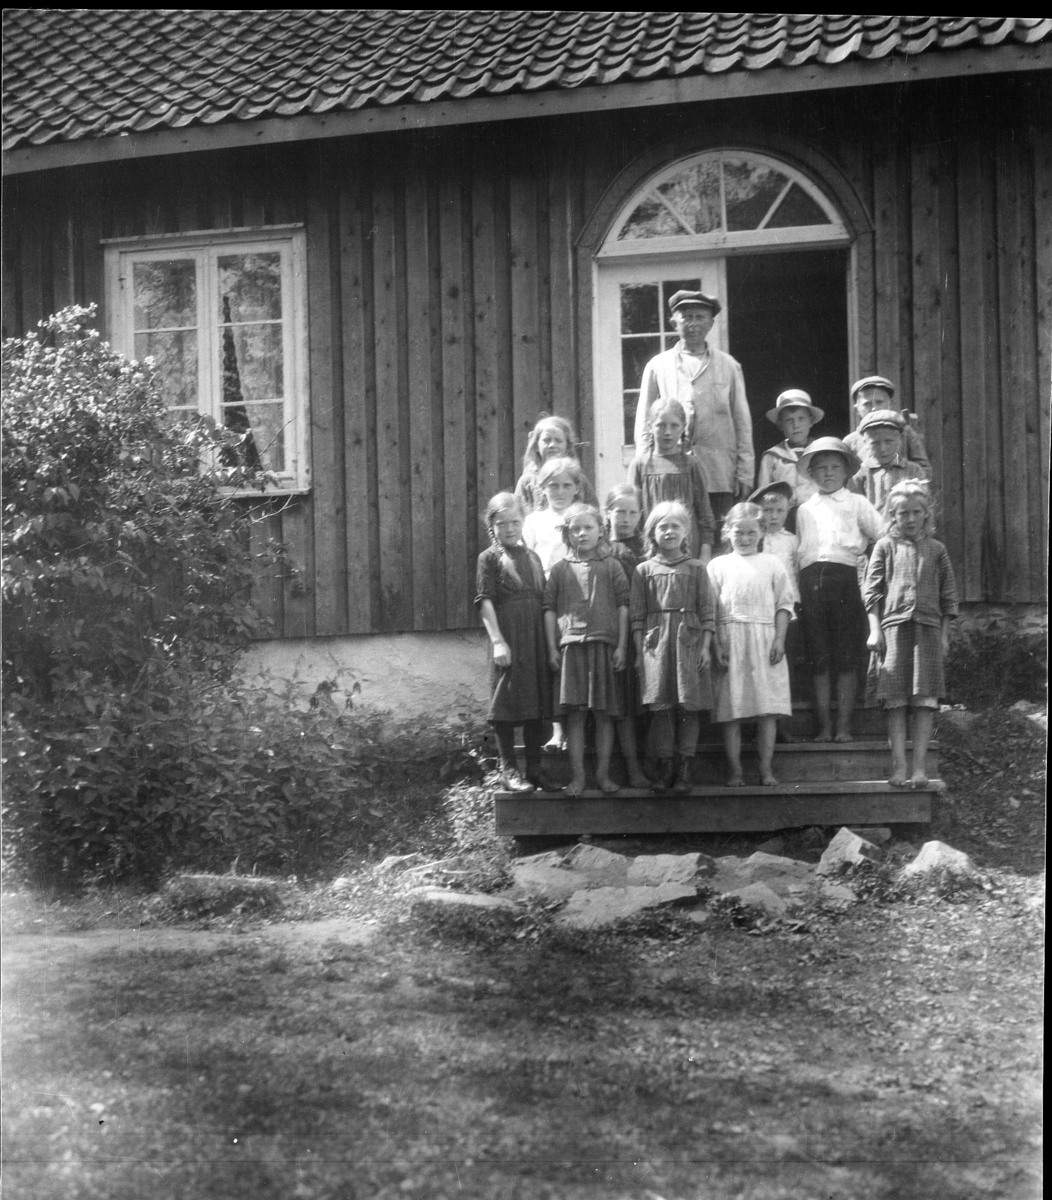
[2, 707, 1044, 1200]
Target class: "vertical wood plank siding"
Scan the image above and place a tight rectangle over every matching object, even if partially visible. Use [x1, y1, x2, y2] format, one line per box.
[3, 81, 1048, 630]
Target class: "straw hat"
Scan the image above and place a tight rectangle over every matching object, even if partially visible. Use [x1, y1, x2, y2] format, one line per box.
[796, 436, 861, 479]
[765, 388, 824, 426]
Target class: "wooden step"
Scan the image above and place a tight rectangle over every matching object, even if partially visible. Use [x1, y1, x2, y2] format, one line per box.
[494, 780, 940, 836]
[517, 742, 938, 786]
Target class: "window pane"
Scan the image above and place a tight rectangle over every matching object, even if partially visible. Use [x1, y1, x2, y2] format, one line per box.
[657, 161, 721, 234]
[223, 401, 285, 474]
[623, 391, 641, 445]
[621, 284, 659, 334]
[724, 160, 789, 231]
[218, 253, 283, 323]
[621, 336, 660, 397]
[766, 183, 831, 228]
[134, 330, 197, 407]
[220, 323, 284, 403]
[618, 194, 683, 240]
[133, 260, 196, 329]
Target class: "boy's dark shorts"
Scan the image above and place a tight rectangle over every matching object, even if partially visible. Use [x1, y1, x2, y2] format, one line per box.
[799, 562, 867, 675]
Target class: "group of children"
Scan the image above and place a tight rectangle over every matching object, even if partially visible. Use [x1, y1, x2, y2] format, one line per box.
[476, 376, 958, 796]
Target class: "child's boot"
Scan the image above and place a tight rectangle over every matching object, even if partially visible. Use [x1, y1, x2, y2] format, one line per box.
[671, 755, 696, 794]
[644, 757, 673, 791]
[524, 758, 559, 793]
[499, 764, 534, 792]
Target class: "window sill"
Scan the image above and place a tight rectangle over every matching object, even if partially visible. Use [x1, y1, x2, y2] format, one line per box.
[223, 486, 311, 500]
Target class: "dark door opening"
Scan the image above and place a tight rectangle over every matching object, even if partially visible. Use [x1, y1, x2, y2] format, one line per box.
[726, 249, 850, 467]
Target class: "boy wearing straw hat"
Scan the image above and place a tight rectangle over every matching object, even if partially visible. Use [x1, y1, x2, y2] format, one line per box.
[795, 438, 883, 743]
[755, 388, 825, 510]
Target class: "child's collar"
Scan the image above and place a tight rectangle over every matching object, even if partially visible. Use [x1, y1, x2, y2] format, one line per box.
[818, 486, 851, 501]
[653, 550, 690, 565]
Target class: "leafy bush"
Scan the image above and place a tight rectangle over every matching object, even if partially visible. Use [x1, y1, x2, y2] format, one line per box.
[2, 308, 494, 886]
[945, 622, 1046, 710]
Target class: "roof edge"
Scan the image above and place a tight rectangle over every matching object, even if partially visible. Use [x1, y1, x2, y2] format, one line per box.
[5, 41, 1049, 177]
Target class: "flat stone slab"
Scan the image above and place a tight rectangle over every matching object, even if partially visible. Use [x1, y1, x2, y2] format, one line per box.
[561, 843, 630, 885]
[556, 884, 697, 930]
[506, 862, 601, 901]
[408, 888, 519, 912]
[818, 882, 858, 910]
[626, 852, 714, 887]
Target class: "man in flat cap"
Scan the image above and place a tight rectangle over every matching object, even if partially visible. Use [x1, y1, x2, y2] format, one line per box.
[633, 291, 753, 528]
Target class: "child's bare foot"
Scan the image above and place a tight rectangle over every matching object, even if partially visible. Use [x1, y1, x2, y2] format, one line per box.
[833, 730, 855, 743]
[563, 777, 587, 798]
[726, 772, 745, 787]
[813, 728, 833, 743]
[597, 776, 621, 795]
[543, 735, 566, 752]
[759, 770, 778, 787]
[909, 770, 930, 789]
[626, 768, 652, 790]
[888, 772, 909, 788]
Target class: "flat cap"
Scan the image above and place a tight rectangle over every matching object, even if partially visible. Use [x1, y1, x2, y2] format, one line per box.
[850, 375, 896, 401]
[668, 289, 722, 316]
[857, 408, 906, 434]
[748, 480, 794, 505]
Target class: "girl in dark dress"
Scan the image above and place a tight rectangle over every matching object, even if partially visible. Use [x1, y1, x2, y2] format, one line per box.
[476, 492, 556, 792]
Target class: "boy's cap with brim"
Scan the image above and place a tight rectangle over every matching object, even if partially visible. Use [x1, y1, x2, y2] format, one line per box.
[765, 388, 825, 426]
[850, 374, 896, 401]
[797, 437, 861, 479]
[858, 408, 906, 434]
[668, 289, 722, 316]
[748, 480, 794, 506]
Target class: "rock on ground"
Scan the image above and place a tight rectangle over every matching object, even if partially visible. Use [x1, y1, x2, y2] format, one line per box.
[816, 827, 884, 875]
[721, 881, 788, 919]
[900, 840, 978, 879]
[560, 844, 630, 885]
[159, 874, 288, 918]
[556, 884, 697, 930]
[626, 852, 715, 887]
[408, 888, 519, 912]
[506, 862, 600, 901]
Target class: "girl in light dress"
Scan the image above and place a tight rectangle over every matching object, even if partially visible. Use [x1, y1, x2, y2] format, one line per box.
[515, 414, 596, 513]
[475, 492, 557, 794]
[708, 503, 795, 787]
[863, 482, 958, 788]
[522, 456, 590, 575]
[630, 501, 715, 794]
[543, 504, 630, 796]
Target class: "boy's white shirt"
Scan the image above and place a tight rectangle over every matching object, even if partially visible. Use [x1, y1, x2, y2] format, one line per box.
[796, 488, 883, 570]
[522, 507, 569, 575]
[761, 528, 800, 606]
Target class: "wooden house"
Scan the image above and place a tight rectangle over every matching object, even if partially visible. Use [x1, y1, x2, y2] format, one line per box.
[4, 13, 1049, 728]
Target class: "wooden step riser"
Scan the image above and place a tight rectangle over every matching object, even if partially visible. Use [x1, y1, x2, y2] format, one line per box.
[517, 746, 938, 785]
[495, 790, 933, 836]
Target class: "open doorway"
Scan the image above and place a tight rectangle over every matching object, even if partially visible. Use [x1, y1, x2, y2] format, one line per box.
[726, 249, 850, 463]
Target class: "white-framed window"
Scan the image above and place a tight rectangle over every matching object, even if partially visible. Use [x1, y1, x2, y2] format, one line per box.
[591, 150, 852, 500]
[105, 225, 309, 493]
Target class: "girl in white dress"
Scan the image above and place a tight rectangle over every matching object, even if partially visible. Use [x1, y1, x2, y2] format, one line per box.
[708, 503, 795, 787]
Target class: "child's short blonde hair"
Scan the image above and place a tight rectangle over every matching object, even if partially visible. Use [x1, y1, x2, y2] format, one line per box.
[884, 480, 936, 537]
[643, 500, 692, 557]
[721, 502, 764, 549]
[559, 503, 607, 553]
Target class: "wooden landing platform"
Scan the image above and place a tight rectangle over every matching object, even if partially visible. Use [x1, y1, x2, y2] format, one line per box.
[494, 780, 939, 836]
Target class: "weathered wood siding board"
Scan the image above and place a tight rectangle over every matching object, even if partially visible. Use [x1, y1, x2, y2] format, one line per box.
[2, 80, 1047, 625]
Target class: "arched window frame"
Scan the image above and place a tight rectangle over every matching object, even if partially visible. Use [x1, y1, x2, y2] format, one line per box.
[598, 148, 851, 260]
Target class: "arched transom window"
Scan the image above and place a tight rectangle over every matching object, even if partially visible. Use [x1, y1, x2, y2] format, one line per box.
[599, 150, 849, 257]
